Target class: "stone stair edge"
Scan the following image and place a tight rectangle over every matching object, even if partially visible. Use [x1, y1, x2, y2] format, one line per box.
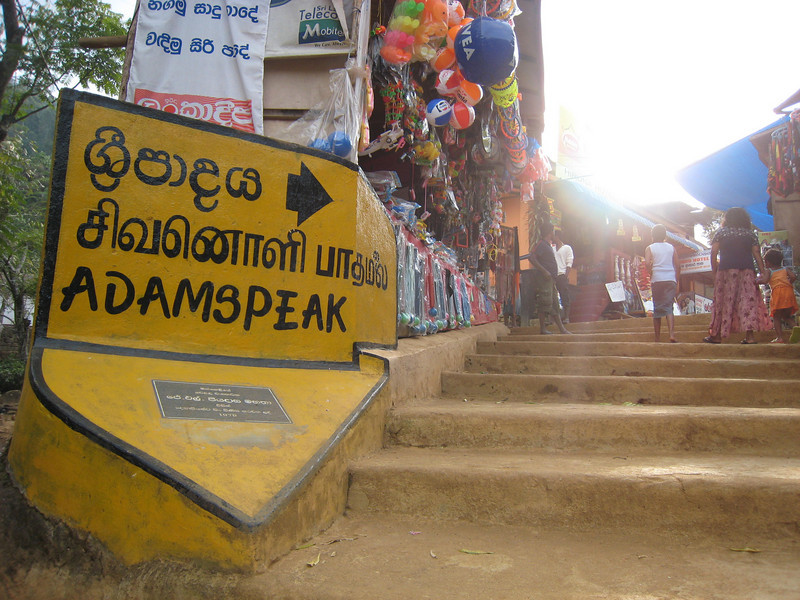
[441, 371, 800, 385]
[385, 400, 800, 456]
[352, 445, 800, 469]
[388, 398, 800, 415]
[465, 353, 800, 365]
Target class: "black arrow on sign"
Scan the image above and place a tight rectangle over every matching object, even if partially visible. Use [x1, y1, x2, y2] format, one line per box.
[286, 162, 333, 226]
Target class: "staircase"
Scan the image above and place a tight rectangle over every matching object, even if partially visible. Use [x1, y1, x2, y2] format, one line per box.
[261, 314, 800, 599]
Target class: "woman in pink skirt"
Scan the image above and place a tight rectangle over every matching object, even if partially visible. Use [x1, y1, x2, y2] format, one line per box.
[705, 207, 771, 344]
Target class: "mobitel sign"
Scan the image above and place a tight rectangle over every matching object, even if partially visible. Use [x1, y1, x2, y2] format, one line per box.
[8, 90, 397, 569]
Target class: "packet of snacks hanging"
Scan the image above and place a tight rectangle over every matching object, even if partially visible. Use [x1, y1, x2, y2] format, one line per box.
[380, 0, 449, 64]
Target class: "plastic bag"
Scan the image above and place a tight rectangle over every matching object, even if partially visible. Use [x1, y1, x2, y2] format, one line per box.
[365, 170, 402, 202]
[380, 0, 449, 65]
[285, 68, 360, 163]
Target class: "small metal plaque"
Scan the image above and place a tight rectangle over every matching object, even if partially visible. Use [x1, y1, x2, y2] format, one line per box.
[153, 380, 292, 424]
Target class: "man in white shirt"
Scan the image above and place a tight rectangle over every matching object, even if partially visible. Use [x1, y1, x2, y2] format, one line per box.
[553, 233, 574, 323]
[644, 224, 680, 342]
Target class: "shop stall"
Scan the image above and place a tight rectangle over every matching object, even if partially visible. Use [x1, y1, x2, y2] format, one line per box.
[543, 179, 708, 321]
[120, 0, 549, 337]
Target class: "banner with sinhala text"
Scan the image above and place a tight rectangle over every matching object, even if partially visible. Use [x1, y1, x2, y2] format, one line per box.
[127, 0, 269, 134]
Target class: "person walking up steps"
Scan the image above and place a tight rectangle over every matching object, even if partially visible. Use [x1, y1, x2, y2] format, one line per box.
[645, 224, 679, 342]
[529, 221, 571, 335]
[553, 233, 574, 323]
[705, 207, 771, 344]
[758, 248, 798, 343]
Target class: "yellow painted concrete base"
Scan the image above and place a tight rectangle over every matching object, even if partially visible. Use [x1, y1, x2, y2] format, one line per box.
[8, 350, 388, 571]
[6, 90, 405, 572]
[7, 324, 507, 571]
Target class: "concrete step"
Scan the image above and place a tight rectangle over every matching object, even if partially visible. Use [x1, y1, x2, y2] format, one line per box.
[478, 340, 800, 359]
[386, 400, 800, 456]
[512, 313, 712, 333]
[464, 354, 800, 379]
[440, 372, 800, 408]
[501, 329, 783, 344]
[511, 322, 708, 335]
[346, 447, 800, 539]
[260, 514, 800, 600]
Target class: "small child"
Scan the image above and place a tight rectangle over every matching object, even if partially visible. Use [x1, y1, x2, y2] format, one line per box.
[758, 249, 798, 343]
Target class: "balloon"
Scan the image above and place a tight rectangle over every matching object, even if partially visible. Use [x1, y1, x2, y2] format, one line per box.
[426, 99, 453, 127]
[446, 23, 461, 49]
[435, 69, 463, 96]
[455, 79, 483, 105]
[449, 101, 475, 129]
[431, 46, 456, 71]
[446, 0, 465, 26]
[454, 17, 518, 86]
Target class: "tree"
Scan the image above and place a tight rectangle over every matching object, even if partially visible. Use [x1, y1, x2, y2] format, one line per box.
[698, 207, 724, 243]
[1, 0, 129, 145]
[0, 134, 47, 356]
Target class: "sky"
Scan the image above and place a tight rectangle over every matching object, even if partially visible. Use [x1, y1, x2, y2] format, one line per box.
[540, 0, 800, 208]
[105, 0, 800, 210]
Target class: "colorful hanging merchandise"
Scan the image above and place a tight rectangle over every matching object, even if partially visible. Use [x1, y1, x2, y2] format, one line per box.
[453, 16, 518, 86]
[466, 0, 520, 21]
[381, 0, 450, 65]
[360, 0, 555, 337]
[767, 110, 800, 198]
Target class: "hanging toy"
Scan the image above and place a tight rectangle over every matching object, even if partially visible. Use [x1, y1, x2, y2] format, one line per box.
[435, 69, 463, 96]
[309, 138, 333, 152]
[412, 0, 449, 62]
[455, 79, 483, 106]
[489, 75, 519, 108]
[380, 0, 425, 64]
[446, 21, 465, 49]
[431, 46, 456, 72]
[328, 131, 353, 157]
[358, 66, 375, 152]
[446, 0, 465, 26]
[413, 139, 441, 165]
[433, 19, 468, 72]
[426, 99, 453, 126]
[449, 101, 475, 129]
[496, 100, 527, 170]
[454, 17, 518, 86]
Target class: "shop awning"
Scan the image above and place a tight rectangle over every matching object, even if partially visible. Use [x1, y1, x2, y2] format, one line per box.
[545, 179, 706, 253]
[675, 116, 790, 232]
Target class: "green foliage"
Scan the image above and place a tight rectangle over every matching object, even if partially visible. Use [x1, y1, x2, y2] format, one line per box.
[10, 99, 55, 155]
[22, 0, 128, 95]
[0, 355, 25, 392]
[699, 208, 724, 243]
[0, 135, 47, 358]
[1, 0, 129, 143]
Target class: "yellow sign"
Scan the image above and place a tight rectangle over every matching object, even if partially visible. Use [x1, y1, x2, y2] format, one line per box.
[8, 90, 398, 567]
[41, 91, 395, 364]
